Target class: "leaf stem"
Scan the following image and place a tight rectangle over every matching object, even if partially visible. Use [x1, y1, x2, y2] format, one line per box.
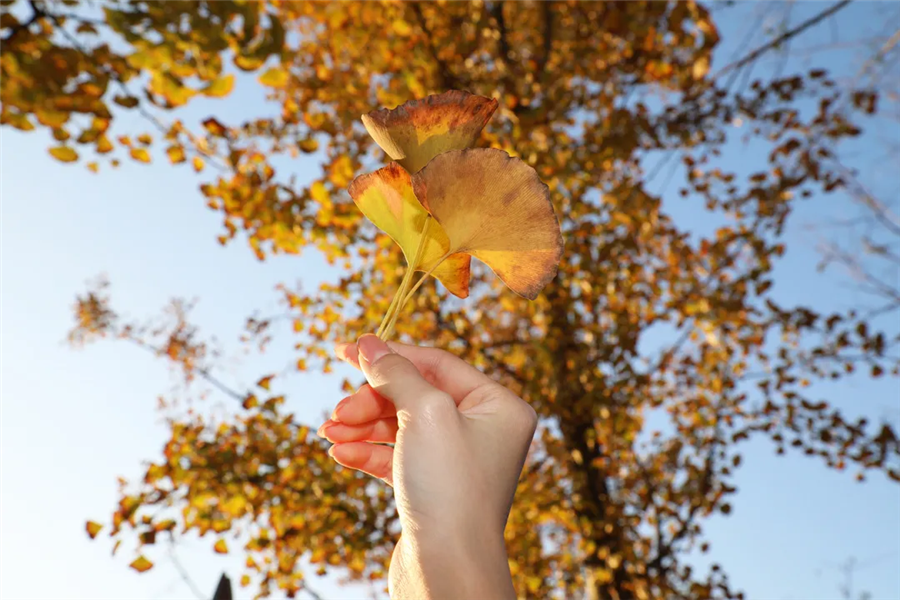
[402, 253, 452, 306]
[382, 251, 452, 341]
[376, 270, 409, 338]
[378, 215, 432, 341]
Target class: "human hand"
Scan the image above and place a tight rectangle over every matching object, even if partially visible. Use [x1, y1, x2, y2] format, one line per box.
[317, 334, 537, 600]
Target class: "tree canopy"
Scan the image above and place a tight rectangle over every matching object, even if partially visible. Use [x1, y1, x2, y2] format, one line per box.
[4, 1, 899, 599]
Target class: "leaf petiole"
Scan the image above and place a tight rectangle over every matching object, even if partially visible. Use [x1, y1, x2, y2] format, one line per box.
[381, 250, 452, 341]
[376, 267, 411, 337]
[400, 252, 452, 307]
[378, 215, 432, 341]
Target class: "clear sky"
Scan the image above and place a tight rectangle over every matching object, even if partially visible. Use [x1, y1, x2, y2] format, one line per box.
[2, 3, 899, 600]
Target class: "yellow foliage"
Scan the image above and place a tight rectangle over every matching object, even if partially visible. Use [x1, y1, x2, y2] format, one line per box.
[15, 2, 896, 599]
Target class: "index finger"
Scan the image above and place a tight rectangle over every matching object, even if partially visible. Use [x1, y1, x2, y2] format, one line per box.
[335, 340, 497, 403]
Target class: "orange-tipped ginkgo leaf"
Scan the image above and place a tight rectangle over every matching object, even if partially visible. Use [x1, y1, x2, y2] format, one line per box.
[412, 148, 564, 300]
[361, 91, 498, 174]
[348, 162, 471, 297]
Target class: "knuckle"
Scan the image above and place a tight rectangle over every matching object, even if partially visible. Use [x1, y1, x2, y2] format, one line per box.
[421, 388, 454, 407]
[511, 399, 539, 433]
[371, 354, 414, 382]
[365, 449, 392, 476]
[416, 389, 456, 419]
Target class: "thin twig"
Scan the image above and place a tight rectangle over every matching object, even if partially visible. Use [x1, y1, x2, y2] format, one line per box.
[1, 0, 45, 43]
[168, 545, 206, 600]
[301, 583, 326, 600]
[124, 336, 249, 403]
[715, 0, 853, 79]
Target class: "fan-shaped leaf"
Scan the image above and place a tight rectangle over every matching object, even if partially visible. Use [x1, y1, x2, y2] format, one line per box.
[361, 91, 498, 173]
[85, 520, 103, 539]
[348, 163, 470, 297]
[49, 146, 78, 163]
[129, 555, 153, 573]
[412, 148, 564, 299]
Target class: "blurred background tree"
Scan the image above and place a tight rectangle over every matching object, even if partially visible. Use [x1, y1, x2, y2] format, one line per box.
[3, 1, 899, 599]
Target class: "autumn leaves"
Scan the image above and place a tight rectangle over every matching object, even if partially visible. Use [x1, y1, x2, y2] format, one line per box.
[349, 91, 564, 340]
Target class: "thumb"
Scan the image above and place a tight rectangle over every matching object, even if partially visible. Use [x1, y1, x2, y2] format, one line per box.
[356, 335, 451, 414]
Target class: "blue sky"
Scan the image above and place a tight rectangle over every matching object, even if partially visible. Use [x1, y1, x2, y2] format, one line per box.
[2, 2, 899, 599]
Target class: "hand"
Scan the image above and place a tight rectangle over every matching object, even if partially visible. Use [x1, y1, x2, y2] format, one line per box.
[317, 334, 537, 600]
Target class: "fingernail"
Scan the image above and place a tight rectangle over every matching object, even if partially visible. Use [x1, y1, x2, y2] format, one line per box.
[357, 334, 393, 365]
[316, 422, 332, 437]
[327, 444, 336, 458]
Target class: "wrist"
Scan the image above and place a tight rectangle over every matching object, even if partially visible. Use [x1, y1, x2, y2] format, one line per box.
[406, 528, 515, 600]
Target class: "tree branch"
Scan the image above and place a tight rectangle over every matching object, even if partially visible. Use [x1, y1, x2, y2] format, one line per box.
[716, 0, 853, 78]
[301, 582, 326, 600]
[536, 1, 554, 78]
[124, 336, 249, 404]
[1, 0, 46, 43]
[410, 3, 459, 90]
[168, 545, 206, 600]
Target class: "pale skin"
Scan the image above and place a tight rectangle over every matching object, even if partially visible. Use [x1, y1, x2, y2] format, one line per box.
[317, 334, 537, 600]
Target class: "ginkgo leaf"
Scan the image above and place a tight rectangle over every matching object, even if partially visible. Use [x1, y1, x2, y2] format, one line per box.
[113, 95, 139, 108]
[85, 520, 103, 539]
[166, 145, 186, 164]
[412, 148, 564, 300]
[348, 162, 471, 297]
[202, 118, 228, 137]
[259, 67, 289, 88]
[203, 75, 235, 98]
[361, 90, 498, 173]
[298, 138, 319, 153]
[49, 146, 78, 163]
[130, 148, 151, 163]
[129, 555, 153, 573]
[214, 539, 229, 554]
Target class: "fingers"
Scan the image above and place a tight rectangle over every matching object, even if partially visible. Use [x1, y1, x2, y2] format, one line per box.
[335, 342, 361, 369]
[331, 384, 396, 424]
[355, 335, 452, 414]
[335, 336, 496, 403]
[318, 417, 399, 443]
[328, 442, 394, 485]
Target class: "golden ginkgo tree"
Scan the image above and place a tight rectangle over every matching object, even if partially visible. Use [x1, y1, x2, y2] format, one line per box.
[5, 1, 900, 599]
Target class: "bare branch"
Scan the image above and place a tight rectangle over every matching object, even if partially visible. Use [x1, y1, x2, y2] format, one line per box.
[168, 545, 206, 600]
[716, 1, 853, 79]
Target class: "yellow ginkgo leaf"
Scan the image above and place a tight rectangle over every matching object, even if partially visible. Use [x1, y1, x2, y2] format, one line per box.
[361, 90, 498, 174]
[129, 555, 153, 573]
[49, 145, 78, 163]
[130, 147, 151, 163]
[85, 520, 103, 539]
[258, 67, 289, 88]
[256, 374, 274, 390]
[412, 148, 564, 300]
[348, 163, 470, 298]
[203, 74, 235, 98]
